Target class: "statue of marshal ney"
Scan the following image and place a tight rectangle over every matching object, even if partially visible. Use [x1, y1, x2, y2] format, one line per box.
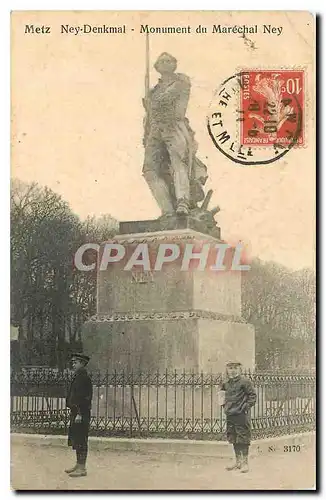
[142, 52, 208, 217]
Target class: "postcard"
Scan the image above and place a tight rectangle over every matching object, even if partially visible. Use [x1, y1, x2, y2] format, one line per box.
[11, 11, 316, 491]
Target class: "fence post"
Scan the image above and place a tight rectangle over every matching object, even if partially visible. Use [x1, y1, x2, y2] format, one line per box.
[130, 371, 133, 438]
[287, 378, 291, 435]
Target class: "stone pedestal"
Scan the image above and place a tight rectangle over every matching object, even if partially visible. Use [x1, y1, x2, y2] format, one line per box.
[82, 224, 255, 373]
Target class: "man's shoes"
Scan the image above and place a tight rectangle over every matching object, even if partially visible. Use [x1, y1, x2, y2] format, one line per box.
[65, 464, 78, 474]
[241, 460, 249, 473]
[69, 466, 87, 477]
[225, 461, 241, 471]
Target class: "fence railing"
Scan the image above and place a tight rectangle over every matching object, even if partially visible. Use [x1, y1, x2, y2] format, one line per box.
[11, 369, 316, 440]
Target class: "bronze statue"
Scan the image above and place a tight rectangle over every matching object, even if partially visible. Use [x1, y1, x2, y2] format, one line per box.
[142, 52, 218, 219]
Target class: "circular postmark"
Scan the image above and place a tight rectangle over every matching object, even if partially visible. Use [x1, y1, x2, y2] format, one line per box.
[207, 71, 303, 166]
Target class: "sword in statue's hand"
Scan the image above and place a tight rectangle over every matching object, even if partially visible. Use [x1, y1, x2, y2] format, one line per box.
[144, 31, 150, 110]
[143, 32, 150, 146]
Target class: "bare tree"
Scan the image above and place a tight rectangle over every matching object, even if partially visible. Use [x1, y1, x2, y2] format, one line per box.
[242, 259, 315, 370]
[11, 179, 118, 368]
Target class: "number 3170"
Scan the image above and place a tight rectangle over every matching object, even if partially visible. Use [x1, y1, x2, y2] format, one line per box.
[284, 445, 301, 452]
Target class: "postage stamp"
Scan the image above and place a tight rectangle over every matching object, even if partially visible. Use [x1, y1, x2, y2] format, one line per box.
[240, 69, 305, 148]
[207, 69, 304, 165]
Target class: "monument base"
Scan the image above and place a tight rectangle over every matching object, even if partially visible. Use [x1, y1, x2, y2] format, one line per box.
[82, 313, 255, 373]
[82, 226, 255, 373]
[119, 214, 220, 239]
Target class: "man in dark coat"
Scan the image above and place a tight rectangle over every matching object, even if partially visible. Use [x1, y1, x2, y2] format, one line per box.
[221, 361, 256, 473]
[65, 353, 93, 477]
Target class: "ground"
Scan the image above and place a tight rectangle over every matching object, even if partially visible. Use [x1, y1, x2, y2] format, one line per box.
[11, 442, 316, 491]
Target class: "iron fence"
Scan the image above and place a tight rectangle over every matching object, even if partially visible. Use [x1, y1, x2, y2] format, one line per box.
[11, 369, 316, 440]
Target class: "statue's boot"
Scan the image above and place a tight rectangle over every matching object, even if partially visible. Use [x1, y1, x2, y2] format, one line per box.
[143, 171, 174, 216]
[173, 163, 190, 215]
[176, 198, 190, 215]
[158, 213, 174, 220]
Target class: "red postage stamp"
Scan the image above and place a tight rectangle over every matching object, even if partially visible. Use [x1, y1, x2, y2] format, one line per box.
[240, 70, 304, 147]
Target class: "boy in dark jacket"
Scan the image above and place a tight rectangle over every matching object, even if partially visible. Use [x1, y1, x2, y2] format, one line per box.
[65, 353, 93, 477]
[221, 361, 256, 473]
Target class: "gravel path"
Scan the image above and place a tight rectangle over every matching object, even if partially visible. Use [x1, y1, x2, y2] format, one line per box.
[11, 441, 316, 491]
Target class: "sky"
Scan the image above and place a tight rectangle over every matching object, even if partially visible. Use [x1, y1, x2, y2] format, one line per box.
[11, 11, 315, 270]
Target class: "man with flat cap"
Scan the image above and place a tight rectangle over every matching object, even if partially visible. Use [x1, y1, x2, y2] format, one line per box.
[220, 361, 256, 473]
[65, 353, 93, 477]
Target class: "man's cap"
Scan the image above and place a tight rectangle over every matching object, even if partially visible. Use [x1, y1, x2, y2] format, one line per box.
[226, 361, 242, 367]
[71, 353, 90, 364]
